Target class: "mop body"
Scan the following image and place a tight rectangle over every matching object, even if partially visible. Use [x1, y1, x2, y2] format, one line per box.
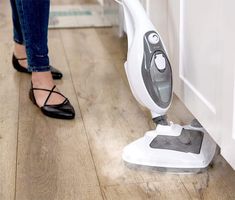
[117, 0, 217, 172]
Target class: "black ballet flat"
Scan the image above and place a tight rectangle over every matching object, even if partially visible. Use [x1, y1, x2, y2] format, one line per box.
[29, 84, 75, 120]
[12, 54, 63, 80]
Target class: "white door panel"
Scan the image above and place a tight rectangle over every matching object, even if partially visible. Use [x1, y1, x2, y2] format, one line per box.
[167, 0, 180, 94]
[180, 1, 218, 107]
[167, 0, 221, 143]
[218, 0, 235, 168]
[178, 0, 220, 143]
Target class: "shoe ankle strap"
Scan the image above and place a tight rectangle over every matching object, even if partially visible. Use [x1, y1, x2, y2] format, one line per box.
[17, 57, 27, 61]
[13, 54, 27, 61]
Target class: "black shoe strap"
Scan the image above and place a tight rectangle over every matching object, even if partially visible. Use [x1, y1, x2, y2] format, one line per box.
[13, 54, 27, 61]
[44, 85, 56, 106]
[32, 85, 67, 106]
[17, 57, 27, 61]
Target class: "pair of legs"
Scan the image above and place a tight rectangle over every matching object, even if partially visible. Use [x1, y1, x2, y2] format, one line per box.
[10, 0, 75, 119]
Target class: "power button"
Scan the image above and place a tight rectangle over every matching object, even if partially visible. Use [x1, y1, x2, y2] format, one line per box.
[148, 33, 160, 44]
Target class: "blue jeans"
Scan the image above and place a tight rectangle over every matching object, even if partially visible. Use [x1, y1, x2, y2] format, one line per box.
[10, 0, 51, 72]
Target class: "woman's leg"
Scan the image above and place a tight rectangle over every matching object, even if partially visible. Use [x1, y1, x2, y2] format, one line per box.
[10, 0, 63, 80]
[10, 0, 27, 67]
[10, 0, 24, 45]
[15, 0, 50, 72]
[14, 0, 71, 108]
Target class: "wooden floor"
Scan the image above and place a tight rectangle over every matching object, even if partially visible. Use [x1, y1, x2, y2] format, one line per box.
[1, 1, 235, 200]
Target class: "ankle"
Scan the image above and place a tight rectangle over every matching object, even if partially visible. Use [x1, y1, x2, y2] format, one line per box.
[32, 72, 54, 87]
[14, 42, 27, 59]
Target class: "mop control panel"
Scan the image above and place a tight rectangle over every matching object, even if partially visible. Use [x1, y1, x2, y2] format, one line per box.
[142, 31, 173, 109]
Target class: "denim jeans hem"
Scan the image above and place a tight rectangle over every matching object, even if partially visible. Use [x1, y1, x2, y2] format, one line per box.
[28, 65, 50, 72]
[14, 38, 24, 45]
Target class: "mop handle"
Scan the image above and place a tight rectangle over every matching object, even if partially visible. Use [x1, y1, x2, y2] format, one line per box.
[114, 0, 155, 49]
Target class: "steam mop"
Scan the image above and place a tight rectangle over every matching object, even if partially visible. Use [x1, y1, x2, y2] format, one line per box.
[114, 0, 217, 171]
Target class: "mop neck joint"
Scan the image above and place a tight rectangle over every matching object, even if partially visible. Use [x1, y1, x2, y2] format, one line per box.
[153, 115, 169, 126]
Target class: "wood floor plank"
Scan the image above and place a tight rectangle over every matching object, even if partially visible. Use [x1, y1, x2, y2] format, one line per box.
[0, 2, 19, 199]
[102, 180, 191, 200]
[179, 156, 235, 200]
[0, 1, 13, 42]
[0, 43, 19, 200]
[95, 28, 129, 87]
[15, 30, 103, 200]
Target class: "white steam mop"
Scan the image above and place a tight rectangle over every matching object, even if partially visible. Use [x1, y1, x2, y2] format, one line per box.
[114, 0, 217, 172]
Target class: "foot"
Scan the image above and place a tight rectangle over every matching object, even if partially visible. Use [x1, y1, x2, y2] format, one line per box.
[32, 72, 66, 107]
[14, 42, 28, 68]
